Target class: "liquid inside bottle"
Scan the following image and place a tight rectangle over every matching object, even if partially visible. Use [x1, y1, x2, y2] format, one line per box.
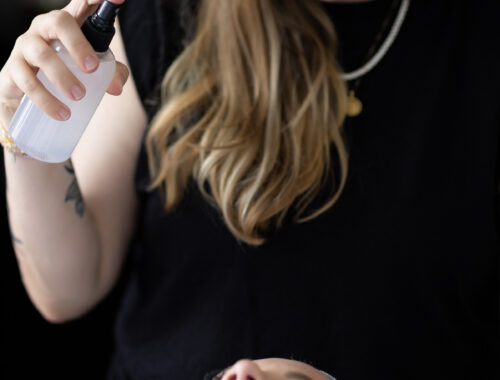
[9, 41, 116, 163]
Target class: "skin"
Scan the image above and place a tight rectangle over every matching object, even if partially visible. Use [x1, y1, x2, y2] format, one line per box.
[0, 0, 128, 124]
[215, 358, 332, 380]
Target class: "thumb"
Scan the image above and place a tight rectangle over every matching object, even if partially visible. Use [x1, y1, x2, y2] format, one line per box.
[64, 0, 126, 26]
[106, 61, 130, 96]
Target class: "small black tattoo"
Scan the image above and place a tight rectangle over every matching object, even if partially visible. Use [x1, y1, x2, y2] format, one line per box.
[64, 160, 85, 218]
[10, 231, 22, 245]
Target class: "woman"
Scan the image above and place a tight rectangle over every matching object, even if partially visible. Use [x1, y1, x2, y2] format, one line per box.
[1, 0, 499, 379]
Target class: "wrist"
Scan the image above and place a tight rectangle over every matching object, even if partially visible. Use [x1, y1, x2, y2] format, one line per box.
[0, 120, 28, 159]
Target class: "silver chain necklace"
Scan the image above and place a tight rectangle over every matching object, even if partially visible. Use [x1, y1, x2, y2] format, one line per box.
[339, 0, 410, 116]
[341, 0, 410, 82]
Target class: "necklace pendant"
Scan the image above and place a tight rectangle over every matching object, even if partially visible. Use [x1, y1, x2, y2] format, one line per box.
[347, 90, 363, 117]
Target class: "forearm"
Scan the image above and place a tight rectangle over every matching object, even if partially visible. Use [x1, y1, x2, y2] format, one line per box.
[4, 150, 103, 323]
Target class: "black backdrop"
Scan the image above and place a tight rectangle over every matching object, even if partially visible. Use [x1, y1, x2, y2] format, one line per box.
[1, 2, 120, 379]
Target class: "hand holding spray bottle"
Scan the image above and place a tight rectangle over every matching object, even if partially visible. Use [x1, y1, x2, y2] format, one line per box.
[8, 1, 122, 163]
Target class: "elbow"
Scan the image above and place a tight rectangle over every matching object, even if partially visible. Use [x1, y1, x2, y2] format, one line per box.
[40, 310, 74, 325]
[34, 298, 96, 325]
[38, 305, 90, 325]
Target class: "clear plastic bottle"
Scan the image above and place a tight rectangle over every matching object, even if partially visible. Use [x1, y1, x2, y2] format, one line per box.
[8, 1, 121, 163]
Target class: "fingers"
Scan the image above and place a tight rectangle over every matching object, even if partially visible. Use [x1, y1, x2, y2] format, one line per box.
[64, 0, 126, 26]
[31, 10, 99, 74]
[0, 1, 128, 123]
[106, 61, 129, 96]
[8, 58, 71, 121]
[20, 34, 86, 102]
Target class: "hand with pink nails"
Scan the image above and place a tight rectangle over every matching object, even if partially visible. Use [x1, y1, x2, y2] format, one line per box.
[0, 0, 128, 124]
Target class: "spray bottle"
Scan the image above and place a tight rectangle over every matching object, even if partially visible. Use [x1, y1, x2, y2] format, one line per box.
[8, 1, 122, 163]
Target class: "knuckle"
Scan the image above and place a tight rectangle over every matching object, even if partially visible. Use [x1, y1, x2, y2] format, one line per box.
[2, 72, 21, 98]
[116, 65, 125, 81]
[59, 75, 78, 94]
[39, 94, 55, 112]
[14, 34, 25, 49]
[119, 62, 129, 73]
[30, 41, 52, 63]
[51, 10, 71, 29]
[20, 75, 39, 94]
[73, 38, 92, 54]
[29, 14, 44, 29]
[119, 63, 129, 79]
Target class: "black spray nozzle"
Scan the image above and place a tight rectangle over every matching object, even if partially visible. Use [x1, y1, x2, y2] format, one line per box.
[81, 1, 122, 52]
[96, 1, 121, 21]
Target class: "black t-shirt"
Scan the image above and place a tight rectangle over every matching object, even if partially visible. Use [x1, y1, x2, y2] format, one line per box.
[109, 1, 500, 379]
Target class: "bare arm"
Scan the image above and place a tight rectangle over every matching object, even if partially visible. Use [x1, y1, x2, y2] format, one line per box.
[5, 153, 103, 322]
[2, 1, 147, 323]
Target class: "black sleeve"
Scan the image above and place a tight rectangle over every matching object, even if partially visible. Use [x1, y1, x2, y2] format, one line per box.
[118, 0, 194, 120]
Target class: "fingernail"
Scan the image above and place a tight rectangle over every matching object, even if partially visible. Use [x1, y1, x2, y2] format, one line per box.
[84, 56, 98, 71]
[71, 85, 85, 100]
[58, 108, 71, 121]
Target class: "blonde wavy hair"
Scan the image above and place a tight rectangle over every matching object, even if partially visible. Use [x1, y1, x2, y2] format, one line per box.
[145, 0, 349, 245]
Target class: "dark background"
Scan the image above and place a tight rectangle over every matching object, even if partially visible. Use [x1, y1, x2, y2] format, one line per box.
[1, 1, 119, 378]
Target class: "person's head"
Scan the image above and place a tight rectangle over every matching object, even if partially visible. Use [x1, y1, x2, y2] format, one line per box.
[146, 0, 349, 245]
[205, 358, 334, 380]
